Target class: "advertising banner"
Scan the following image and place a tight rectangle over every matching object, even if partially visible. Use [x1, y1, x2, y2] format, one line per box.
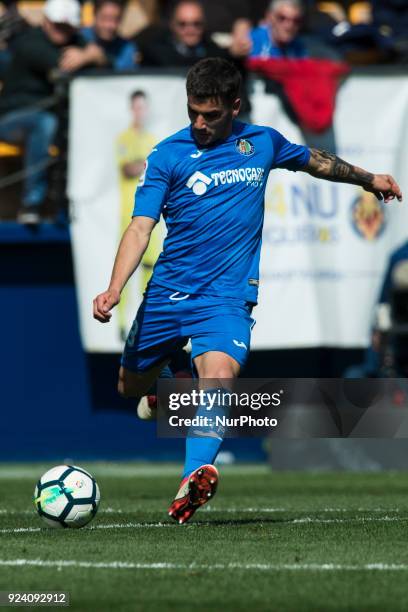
[69, 74, 408, 351]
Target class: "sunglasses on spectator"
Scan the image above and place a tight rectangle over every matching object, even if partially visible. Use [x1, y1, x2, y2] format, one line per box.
[274, 13, 302, 25]
[175, 21, 204, 28]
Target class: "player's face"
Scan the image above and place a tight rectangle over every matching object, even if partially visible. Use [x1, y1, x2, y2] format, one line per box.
[94, 2, 122, 41]
[269, 4, 302, 46]
[43, 18, 76, 46]
[188, 97, 241, 147]
[131, 96, 148, 126]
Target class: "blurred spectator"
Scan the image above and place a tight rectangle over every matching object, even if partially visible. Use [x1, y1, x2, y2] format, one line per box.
[81, 0, 139, 71]
[138, 0, 246, 66]
[373, 0, 408, 35]
[154, 0, 270, 34]
[137, 0, 251, 116]
[246, 1, 347, 149]
[372, 0, 408, 61]
[0, 1, 29, 79]
[250, 0, 308, 59]
[184, 0, 252, 35]
[0, 0, 107, 224]
[329, 0, 408, 63]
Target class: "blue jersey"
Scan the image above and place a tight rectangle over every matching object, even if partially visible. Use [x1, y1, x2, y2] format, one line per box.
[250, 25, 307, 59]
[133, 120, 309, 303]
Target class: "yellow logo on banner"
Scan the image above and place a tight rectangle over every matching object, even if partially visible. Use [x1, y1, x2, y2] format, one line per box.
[351, 192, 386, 241]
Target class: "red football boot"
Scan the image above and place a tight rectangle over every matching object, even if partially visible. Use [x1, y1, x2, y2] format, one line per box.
[168, 464, 219, 524]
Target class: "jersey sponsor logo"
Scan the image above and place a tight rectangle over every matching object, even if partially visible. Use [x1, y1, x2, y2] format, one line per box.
[186, 171, 213, 195]
[233, 339, 248, 350]
[236, 138, 255, 156]
[211, 167, 264, 187]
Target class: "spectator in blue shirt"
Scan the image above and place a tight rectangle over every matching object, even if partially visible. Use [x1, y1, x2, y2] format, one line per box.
[250, 0, 307, 59]
[81, 0, 138, 71]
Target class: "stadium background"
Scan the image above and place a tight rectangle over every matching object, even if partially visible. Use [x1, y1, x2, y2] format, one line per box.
[1, 0, 408, 466]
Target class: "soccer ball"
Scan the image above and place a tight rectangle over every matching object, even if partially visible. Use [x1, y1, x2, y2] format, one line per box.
[34, 465, 100, 529]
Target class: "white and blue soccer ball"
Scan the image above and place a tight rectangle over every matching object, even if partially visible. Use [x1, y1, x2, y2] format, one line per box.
[34, 465, 100, 529]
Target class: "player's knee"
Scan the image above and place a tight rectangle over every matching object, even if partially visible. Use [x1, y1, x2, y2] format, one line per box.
[199, 365, 235, 380]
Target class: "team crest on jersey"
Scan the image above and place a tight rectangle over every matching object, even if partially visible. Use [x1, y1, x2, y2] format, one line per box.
[236, 138, 255, 157]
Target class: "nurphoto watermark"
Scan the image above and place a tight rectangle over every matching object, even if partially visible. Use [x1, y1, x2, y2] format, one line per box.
[157, 378, 408, 438]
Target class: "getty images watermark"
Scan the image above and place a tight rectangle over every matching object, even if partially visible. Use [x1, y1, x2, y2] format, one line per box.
[157, 378, 408, 438]
[167, 388, 282, 430]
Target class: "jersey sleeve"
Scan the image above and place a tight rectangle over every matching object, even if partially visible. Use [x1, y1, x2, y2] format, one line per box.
[132, 147, 171, 221]
[268, 127, 310, 171]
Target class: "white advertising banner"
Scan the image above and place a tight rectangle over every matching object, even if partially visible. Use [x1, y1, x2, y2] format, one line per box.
[69, 74, 408, 352]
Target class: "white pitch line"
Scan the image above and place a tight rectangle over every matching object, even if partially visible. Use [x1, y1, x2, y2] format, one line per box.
[1, 559, 408, 572]
[88, 522, 174, 530]
[290, 516, 408, 524]
[0, 527, 42, 534]
[0, 523, 177, 535]
[0, 507, 124, 516]
[1, 507, 405, 516]
[2, 515, 408, 535]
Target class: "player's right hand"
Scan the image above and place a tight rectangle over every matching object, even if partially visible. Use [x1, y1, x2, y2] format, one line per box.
[366, 174, 403, 203]
[93, 289, 120, 323]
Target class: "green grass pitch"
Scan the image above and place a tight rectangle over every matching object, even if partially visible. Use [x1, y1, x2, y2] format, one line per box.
[1, 464, 408, 611]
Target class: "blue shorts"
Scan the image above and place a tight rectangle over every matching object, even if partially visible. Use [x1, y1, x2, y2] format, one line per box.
[121, 284, 256, 373]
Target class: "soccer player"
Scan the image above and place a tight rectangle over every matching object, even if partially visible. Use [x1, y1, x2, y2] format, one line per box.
[94, 58, 402, 524]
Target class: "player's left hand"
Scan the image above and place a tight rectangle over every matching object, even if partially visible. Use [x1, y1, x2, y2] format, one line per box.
[365, 174, 403, 203]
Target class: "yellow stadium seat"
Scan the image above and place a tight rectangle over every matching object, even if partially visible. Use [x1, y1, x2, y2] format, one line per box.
[0, 143, 59, 157]
[0, 143, 22, 157]
[349, 2, 372, 24]
[82, 1, 94, 26]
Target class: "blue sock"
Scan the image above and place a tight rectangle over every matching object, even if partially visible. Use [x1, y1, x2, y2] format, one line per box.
[182, 387, 230, 479]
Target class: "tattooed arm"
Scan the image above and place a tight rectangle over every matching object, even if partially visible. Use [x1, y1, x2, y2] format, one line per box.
[303, 148, 403, 203]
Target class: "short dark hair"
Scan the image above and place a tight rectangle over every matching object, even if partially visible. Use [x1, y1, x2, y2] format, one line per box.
[130, 90, 147, 102]
[94, 0, 124, 14]
[186, 58, 242, 107]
